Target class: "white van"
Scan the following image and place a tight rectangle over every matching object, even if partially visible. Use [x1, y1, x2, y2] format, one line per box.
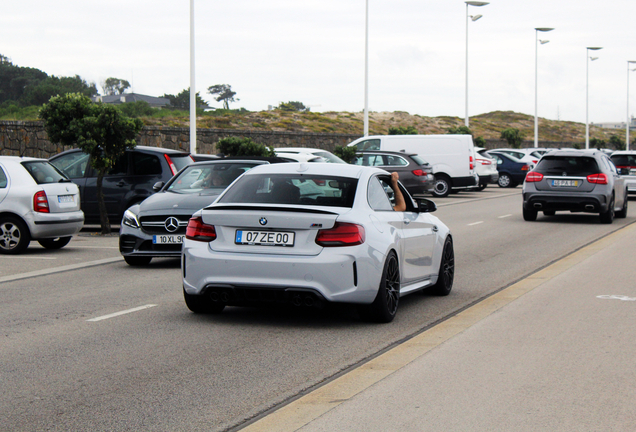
[347, 135, 479, 197]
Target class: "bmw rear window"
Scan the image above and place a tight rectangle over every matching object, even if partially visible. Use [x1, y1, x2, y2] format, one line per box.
[218, 174, 358, 207]
[22, 161, 69, 184]
[535, 156, 600, 176]
[410, 155, 430, 166]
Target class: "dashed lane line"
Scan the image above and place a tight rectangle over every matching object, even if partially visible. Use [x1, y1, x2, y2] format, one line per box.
[86, 304, 158, 322]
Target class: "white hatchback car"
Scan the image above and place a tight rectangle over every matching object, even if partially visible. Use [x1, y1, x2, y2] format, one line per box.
[274, 147, 347, 164]
[182, 163, 454, 323]
[489, 148, 540, 168]
[0, 156, 84, 254]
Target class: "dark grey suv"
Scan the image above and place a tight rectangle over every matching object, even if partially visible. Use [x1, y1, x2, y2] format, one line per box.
[522, 150, 628, 223]
[50, 146, 193, 224]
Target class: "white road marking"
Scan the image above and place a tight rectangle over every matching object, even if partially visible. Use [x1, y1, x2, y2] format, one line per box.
[468, 221, 484, 226]
[71, 246, 119, 249]
[87, 304, 158, 322]
[498, 214, 512, 219]
[597, 295, 636, 301]
[1, 256, 57, 260]
[0, 257, 123, 285]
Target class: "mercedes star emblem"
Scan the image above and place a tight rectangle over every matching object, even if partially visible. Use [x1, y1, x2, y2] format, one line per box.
[164, 217, 180, 232]
[259, 217, 268, 226]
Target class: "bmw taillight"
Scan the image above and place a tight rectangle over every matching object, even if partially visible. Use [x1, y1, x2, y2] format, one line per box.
[164, 154, 178, 175]
[587, 173, 609, 184]
[315, 222, 365, 247]
[185, 217, 216, 242]
[412, 169, 425, 176]
[33, 191, 50, 213]
[525, 171, 544, 182]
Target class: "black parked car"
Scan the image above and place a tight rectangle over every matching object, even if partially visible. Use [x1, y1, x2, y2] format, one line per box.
[351, 150, 435, 195]
[486, 151, 531, 188]
[49, 146, 193, 224]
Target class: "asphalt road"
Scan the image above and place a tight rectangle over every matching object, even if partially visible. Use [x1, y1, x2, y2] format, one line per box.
[1, 187, 633, 432]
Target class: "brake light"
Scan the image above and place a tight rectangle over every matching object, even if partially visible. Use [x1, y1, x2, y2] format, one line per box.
[469, 155, 474, 170]
[521, 165, 530, 171]
[478, 159, 492, 166]
[532, 159, 538, 164]
[315, 222, 365, 247]
[33, 191, 50, 213]
[525, 172, 544, 182]
[587, 173, 608, 184]
[412, 169, 425, 176]
[185, 217, 216, 242]
[164, 154, 178, 175]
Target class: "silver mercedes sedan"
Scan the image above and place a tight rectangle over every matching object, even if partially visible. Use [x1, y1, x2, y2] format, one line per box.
[181, 163, 454, 323]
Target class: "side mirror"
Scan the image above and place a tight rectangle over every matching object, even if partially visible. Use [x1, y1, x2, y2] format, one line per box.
[416, 198, 437, 213]
[152, 181, 165, 192]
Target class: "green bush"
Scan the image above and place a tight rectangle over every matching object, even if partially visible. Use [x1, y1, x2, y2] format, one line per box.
[333, 145, 358, 163]
[500, 128, 525, 148]
[215, 136, 275, 157]
[447, 126, 472, 135]
[388, 126, 418, 135]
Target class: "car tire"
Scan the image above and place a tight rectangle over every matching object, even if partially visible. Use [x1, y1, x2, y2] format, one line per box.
[498, 174, 511, 188]
[429, 236, 454, 296]
[616, 191, 628, 218]
[37, 236, 72, 250]
[432, 175, 451, 198]
[183, 288, 225, 314]
[523, 207, 538, 221]
[543, 210, 555, 216]
[476, 184, 487, 191]
[0, 217, 31, 254]
[359, 251, 400, 323]
[124, 255, 153, 266]
[599, 195, 615, 224]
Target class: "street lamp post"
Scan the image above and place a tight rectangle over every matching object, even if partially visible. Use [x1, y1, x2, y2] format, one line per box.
[465, 1, 489, 128]
[585, 47, 603, 149]
[363, 0, 369, 136]
[627, 61, 636, 150]
[189, 0, 196, 154]
[534, 27, 554, 148]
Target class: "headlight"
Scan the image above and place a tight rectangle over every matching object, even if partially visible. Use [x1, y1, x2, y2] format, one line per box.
[122, 209, 140, 229]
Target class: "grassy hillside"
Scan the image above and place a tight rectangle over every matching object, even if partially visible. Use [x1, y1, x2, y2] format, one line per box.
[141, 109, 621, 144]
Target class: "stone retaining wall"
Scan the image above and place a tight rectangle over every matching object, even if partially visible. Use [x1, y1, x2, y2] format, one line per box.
[0, 120, 580, 158]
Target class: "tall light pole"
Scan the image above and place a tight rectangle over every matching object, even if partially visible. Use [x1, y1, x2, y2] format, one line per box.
[627, 61, 636, 150]
[534, 27, 554, 148]
[465, 1, 489, 128]
[585, 47, 602, 149]
[363, 0, 369, 136]
[189, 0, 196, 154]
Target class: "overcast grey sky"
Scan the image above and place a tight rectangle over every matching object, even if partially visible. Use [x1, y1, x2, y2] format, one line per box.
[2, 1, 635, 124]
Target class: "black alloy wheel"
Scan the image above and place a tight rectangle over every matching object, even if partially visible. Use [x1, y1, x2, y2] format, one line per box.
[616, 191, 628, 218]
[430, 236, 454, 296]
[599, 195, 615, 224]
[360, 251, 400, 323]
[523, 206, 538, 221]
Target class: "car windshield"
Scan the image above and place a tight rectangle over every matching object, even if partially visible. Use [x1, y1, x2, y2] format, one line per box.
[218, 173, 358, 207]
[167, 163, 259, 194]
[311, 151, 346, 164]
[534, 156, 600, 175]
[22, 161, 69, 184]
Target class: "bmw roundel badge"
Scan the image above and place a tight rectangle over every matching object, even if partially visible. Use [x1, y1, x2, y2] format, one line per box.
[259, 217, 268, 226]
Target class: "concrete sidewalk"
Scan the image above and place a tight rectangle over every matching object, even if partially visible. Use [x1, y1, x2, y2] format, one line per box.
[241, 223, 636, 432]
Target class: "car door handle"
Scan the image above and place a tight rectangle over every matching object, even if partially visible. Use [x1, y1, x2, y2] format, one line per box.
[432, 225, 438, 232]
[403, 219, 410, 225]
[116, 181, 125, 187]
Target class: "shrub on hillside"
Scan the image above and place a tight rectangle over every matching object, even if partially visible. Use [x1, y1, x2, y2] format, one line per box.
[215, 136, 275, 157]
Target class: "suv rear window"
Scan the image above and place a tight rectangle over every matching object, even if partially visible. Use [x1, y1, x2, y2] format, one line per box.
[535, 156, 600, 176]
[170, 154, 193, 172]
[410, 155, 430, 166]
[611, 154, 636, 168]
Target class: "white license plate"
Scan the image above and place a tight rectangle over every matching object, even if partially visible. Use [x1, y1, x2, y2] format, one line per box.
[551, 180, 579, 187]
[235, 230, 295, 247]
[153, 235, 185, 244]
[58, 195, 74, 203]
